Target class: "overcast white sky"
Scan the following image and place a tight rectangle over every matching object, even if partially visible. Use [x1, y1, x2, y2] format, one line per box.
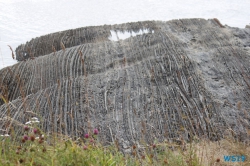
[0, 0, 250, 69]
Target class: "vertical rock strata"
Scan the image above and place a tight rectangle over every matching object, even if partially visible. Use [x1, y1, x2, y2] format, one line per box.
[0, 19, 250, 149]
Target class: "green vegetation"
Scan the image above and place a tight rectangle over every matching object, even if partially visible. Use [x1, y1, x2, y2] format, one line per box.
[1, 120, 249, 166]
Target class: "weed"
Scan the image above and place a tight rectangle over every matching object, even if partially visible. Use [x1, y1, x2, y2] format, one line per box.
[60, 42, 66, 51]
[7, 45, 15, 59]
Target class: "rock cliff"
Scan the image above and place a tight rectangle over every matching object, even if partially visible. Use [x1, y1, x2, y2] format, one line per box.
[0, 19, 250, 148]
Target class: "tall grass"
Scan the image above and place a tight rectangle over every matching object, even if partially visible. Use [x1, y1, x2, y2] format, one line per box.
[1, 120, 249, 166]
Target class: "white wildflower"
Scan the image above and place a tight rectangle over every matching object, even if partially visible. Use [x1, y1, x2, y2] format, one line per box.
[0, 134, 10, 137]
[31, 117, 38, 121]
[25, 117, 40, 125]
[25, 121, 32, 125]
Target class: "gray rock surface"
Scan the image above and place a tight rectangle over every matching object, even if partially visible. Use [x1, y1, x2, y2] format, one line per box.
[0, 19, 250, 148]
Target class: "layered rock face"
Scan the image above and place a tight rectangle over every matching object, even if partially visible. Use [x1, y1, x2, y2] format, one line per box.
[0, 19, 250, 148]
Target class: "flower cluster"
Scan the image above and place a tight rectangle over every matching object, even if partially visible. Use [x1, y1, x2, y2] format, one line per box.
[25, 117, 40, 125]
[15, 117, 47, 164]
[22, 127, 43, 143]
[21, 117, 44, 144]
[82, 128, 99, 150]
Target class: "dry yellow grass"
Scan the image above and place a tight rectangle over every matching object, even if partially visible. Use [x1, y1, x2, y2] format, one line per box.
[7, 45, 15, 59]
[190, 138, 250, 166]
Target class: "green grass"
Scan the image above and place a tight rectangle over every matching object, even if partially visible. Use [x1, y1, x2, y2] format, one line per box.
[0, 118, 249, 166]
[1, 126, 250, 166]
[0, 126, 196, 166]
[1, 131, 126, 166]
